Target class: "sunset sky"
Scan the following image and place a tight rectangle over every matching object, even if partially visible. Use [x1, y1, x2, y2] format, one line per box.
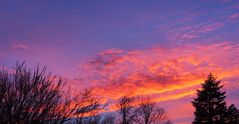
[1, 0, 239, 123]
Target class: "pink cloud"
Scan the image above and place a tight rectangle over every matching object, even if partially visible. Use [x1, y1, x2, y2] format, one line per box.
[11, 42, 29, 50]
[159, 21, 225, 41]
[198, 22, 224, 33]
[78, 42, 239, 94]
[73, 42, 239, 123]
[229, 13, 239, 20]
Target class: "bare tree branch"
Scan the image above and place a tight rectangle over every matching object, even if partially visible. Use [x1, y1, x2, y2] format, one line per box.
[0, 62, 104, 124]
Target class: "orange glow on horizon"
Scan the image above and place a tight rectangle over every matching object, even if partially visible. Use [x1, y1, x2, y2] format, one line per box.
[69, 42, 239, 121]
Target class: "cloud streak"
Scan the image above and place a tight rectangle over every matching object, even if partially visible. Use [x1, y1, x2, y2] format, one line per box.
[11, 42, 29, 50]
[77, 42, 239, 98]
[73, 42, 239, 122]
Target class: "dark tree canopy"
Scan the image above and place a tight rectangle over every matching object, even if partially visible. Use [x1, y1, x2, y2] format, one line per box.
[225, 104, 239, 124]
[192, 74, 227, 124]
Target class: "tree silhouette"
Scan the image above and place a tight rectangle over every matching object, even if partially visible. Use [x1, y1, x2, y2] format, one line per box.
[225, 104, 239, 124]
[0, 62, 174, 124]
[117, 96, 136, 124]
[192, 74, 227, 124]
[135, 97, 171, 124]
[116, 96, 172, 124]
[0, 63, 103, 124]
[74, 89, 103, 124]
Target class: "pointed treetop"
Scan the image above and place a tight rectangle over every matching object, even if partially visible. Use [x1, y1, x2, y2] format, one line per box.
[207, 73, 216, 81]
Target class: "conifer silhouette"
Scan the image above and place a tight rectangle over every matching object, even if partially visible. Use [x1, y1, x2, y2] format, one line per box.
[192, 74, 227, 124]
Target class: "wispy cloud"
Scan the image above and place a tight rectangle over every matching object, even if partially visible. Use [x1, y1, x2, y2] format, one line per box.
[228, 13, 239, 20]
[159, 21, 225, 42]
[11, 42, 29, 50]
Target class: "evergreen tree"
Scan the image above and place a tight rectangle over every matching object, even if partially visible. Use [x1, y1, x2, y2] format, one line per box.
[225, 104, 239, 124]
[192, 74, 227, 124]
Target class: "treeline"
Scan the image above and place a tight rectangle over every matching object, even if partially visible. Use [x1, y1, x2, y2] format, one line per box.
[0, 63, 171, 124]
[0, 63, 239, 124]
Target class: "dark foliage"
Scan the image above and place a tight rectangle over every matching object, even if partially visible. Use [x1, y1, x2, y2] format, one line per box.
[192, 74, 228, 124]
[225, 104, 239, 124]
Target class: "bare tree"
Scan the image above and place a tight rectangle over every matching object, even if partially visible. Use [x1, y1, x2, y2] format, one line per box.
[135, 97, 171, 124]
[0, 62, 103, 124]
[75, 88, 104, 124]
[117, 96, 136, 124]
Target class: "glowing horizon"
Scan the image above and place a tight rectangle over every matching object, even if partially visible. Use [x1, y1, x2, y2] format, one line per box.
[1, 0, 239, 123]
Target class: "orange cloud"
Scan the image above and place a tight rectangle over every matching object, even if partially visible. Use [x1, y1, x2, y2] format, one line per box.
[73, 42, 239, 122]
[77, 42, 239, 99]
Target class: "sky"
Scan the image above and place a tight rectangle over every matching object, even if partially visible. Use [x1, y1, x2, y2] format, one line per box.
[1, 0, 239, 123]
